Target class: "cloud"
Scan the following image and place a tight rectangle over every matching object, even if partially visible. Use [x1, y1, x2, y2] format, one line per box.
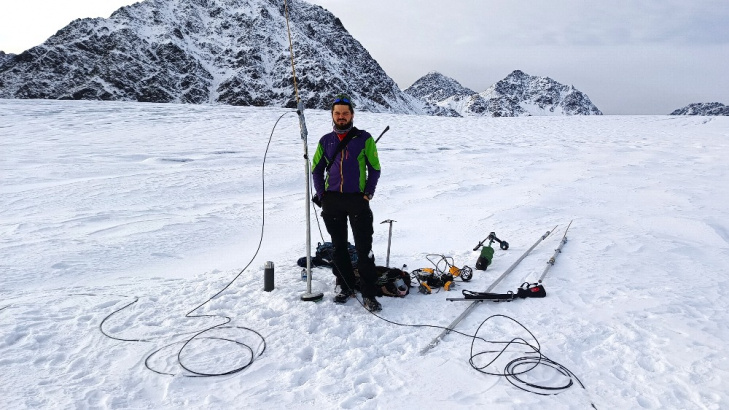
[519, 1, 729, 46]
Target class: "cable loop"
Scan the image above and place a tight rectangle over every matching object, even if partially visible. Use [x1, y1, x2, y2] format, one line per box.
[99, 111, 292, 377]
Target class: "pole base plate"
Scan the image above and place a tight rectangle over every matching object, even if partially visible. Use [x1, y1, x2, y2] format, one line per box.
[301, 292, 324, 302]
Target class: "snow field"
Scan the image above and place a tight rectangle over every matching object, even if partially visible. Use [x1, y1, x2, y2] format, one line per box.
[1, 100, 728, 409]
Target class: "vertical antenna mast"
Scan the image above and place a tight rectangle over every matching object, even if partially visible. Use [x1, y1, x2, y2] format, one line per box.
[284, 0, 322, 302]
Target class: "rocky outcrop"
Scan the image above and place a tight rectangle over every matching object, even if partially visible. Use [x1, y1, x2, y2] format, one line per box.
[670, 102, 729, 116]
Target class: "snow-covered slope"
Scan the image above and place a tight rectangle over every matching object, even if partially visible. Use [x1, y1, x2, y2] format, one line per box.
[0, 0, 429, 114]
[406, 70, 603, 117]
[2, 99, 728, 409]
[671, 102, 729, 116]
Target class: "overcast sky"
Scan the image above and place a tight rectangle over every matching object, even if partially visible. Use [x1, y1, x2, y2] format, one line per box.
[1, 0, 727, 114]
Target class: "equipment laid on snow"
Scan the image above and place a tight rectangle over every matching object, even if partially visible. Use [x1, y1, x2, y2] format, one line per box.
[420, 225, 558, 355]
[448, 221, 572, 303]
[375, 265, 411, 297]
[411, 268, 445, 294]
[447, 282, 546, 302]
[411, 254, 474, 294]
[473, 232, 509, 270]
[539, 220, 572, 283]
[298, 241, 360, 282]
[332, 264, 411, 297]
[429, 254, 473, 282]
[297, 241, 358, 268]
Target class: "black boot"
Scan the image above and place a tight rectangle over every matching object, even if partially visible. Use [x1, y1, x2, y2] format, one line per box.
[334, 288, 356, 304]
[363, 296, 382, 312]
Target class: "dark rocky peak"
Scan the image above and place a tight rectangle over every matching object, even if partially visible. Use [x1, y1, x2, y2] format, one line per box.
[492, 70, 559, 101]
[480, 70, 602, 116]
[405, 69, 602, 117]
[0, 0, 430, 114]
[502, 69, 530, 83]
[670, 102, 729, 116]
[403, 71, 476, 103]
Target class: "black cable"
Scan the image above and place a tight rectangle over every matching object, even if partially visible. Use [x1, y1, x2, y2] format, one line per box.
[309, 174, 326, 243]
[324, 252, 594, 404]
[99, 297, 147, 342]
[99, 111, 293, 377]
[468, 314, 590, 396]
[361, 306, 595, 406]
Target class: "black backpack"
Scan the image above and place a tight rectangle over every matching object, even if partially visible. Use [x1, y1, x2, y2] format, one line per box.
[297, 241, 358, 268]
[316, 241, 358, 266]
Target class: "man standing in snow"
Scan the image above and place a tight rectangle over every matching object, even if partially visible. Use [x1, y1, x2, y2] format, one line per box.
[311, 94, 382, 312]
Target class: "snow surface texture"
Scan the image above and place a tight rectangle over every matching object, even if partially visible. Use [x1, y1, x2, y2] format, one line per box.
[671, 102, 729, 116]
[0, 0, 438, 115]
[404, 70, 603, 117]
[2, 99, 729, 409]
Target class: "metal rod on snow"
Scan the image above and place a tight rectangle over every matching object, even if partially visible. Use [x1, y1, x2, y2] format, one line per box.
[419, 225, 558, 355]
[539, 220, 572, 283]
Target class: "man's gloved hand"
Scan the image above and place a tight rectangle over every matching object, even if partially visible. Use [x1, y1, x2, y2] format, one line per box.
[312, 194, 322, 208]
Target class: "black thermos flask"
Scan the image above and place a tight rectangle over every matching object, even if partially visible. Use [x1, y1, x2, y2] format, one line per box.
[264, 261, 274, 291]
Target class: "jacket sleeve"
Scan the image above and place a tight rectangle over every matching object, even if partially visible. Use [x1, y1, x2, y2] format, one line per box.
[311, 141, 327, 197]
[363, 136, 381, 195]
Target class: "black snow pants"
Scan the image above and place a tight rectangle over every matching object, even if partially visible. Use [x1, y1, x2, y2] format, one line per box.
[321, 192, 377, 298]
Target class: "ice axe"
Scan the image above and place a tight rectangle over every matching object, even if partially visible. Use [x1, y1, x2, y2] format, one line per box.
[380, 219, 396, 267]
[375, 126, 390, 143]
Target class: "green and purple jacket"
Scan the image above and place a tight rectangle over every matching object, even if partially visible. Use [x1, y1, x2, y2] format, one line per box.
[312, 127, 381, 198]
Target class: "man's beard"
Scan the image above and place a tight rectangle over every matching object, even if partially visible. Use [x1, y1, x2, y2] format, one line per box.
[334, 120, 353, 132]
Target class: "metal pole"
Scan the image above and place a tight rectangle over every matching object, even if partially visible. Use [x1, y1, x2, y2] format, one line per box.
[284, 0, 321, 302]
[539, 220, 572, 283]
[298, 102, 323, 302]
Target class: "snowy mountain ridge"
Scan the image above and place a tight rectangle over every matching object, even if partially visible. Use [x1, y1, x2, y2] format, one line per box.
[0, 0, 437, 114]
[0, 1, 603, 117]
[405, 70, 603, 117]
[670, 102, 729, 116]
